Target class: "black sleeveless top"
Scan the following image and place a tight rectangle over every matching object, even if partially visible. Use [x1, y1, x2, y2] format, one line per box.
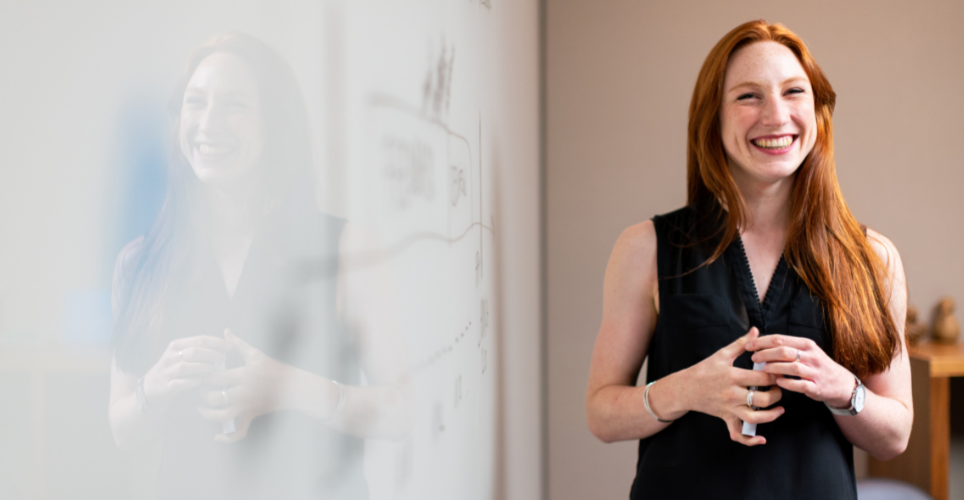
[629, 205, 856, 500]
[113, 208, 368, 500]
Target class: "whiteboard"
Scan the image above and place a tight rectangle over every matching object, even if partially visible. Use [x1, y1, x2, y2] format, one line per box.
[335, 3, 498, 498]
[0, 0, 541, 499]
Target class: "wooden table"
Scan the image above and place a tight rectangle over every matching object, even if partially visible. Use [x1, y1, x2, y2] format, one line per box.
[869, 341, 964, 500]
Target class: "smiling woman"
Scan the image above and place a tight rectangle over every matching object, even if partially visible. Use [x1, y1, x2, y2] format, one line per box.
[585, 20, 911, 500]
[107, 33, 412, 500]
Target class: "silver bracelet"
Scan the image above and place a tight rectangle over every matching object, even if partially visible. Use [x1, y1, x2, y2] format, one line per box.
[643, 381, 674, 423]
[322, 379, 347, 421]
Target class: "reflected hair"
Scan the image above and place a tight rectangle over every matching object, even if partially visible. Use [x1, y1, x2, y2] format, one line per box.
[687, 20, 899, 377]
[112, 33, 316, 372]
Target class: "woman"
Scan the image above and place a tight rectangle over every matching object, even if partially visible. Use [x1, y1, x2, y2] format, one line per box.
[108, 33, 411, 499]
[586, 20, 912, 499]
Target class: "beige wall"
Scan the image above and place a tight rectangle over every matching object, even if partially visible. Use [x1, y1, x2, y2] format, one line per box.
[546, 1, 964, 499]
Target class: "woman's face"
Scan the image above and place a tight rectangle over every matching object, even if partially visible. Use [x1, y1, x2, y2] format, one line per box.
[719, 41, 816, 188]
[179, 52, 264, 188]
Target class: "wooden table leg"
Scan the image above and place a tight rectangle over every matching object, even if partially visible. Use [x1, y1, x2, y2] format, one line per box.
[931, 376, 950, 500]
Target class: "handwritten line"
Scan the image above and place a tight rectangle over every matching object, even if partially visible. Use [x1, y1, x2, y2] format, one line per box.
[294, 221, 495, 281]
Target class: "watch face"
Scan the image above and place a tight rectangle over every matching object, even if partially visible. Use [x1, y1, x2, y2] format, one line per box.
[854, 385, 866, 413]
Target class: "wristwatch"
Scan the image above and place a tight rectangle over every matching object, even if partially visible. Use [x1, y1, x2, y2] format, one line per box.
[825, 375, 865, 416]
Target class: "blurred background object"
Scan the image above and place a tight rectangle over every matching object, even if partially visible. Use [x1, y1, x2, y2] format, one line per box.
[907, 305, 928, 347]
[933, 297, 961, 345]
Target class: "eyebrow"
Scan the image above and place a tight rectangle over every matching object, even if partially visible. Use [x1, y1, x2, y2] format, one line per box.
[183, 87, 258, 100]
[727, 77, 809, 93]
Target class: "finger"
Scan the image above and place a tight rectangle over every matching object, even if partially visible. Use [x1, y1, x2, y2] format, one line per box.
[775, 376, 816, 396]
[724, 415, 766, 446]
[224, 329, 260, 362]
[179, 347, 228, 364]
[732, 368, 778, 388]
[199, 387, 234, 407]
[764, 361, 814, 380]
[171, 361, 220, 378]
[204, 368, 245, 387]
[215, 415, 252, 444]
[721, 327, 760, 361]
[745, 334, 811, 353]
[750, 346, 799, 364]
[164, 378, 201, 394]
[169, 336, 233, 353]
[197, 405, 239, 422]
[747, 386, 783, 408]
[736, 405, 785, 425]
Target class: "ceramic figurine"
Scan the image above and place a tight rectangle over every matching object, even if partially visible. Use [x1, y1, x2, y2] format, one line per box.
[932, 296, 960, 344]
[905, 304, 927, 346]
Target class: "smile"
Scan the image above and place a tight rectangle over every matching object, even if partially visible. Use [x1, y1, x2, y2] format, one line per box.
[751, 135, 794, 149]
[198, 144, 236, 156]
[750, 135, 796, 154]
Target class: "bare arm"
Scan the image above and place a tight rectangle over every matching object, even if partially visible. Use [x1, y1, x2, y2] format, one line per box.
[320, 221, 414, 439]
[109, 359, 164, 450]
[835, 229, 912, 459]
[586, 221, 661, 442]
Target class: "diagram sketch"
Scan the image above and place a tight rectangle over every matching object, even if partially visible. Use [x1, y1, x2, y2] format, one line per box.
[333, 2, 499, 499]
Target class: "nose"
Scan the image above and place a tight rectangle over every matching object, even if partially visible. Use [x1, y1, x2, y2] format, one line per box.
[760, 94, 790, 127]
[197, 102, 227, 134]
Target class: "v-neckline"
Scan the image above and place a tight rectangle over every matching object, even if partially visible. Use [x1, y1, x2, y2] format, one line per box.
[734, 234, 787, 331]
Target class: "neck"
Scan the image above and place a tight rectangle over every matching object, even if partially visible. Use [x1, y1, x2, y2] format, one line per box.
[201, 180, 258, 245]
[729, 168, 794, 236]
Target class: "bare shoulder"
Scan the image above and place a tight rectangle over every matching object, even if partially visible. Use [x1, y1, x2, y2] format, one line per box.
[604, 220, 658, 300]
[864, 227, 903, 275]
[611, 220, 657, 267]
[864, 227, 907, 318]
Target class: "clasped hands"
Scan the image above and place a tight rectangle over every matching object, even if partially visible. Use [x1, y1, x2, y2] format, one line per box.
[140, 328, 312, 443]
[680, 326, 857, 446]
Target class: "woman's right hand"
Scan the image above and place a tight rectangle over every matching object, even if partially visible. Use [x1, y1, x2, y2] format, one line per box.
[680, 327, 785, 445]
[141, 335, 233, 410]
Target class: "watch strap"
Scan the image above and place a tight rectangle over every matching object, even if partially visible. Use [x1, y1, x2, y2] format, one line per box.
[824, 375, 862, 416]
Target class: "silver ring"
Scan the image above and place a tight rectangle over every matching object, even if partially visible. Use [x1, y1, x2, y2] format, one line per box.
[795, 349, 802, 362]
[747, 389, 755, 408]
[221, 390, 229, 406]
[178, 350, 185, 362]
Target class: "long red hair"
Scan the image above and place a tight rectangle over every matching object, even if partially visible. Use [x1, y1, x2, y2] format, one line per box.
[687, 20, 899, 377]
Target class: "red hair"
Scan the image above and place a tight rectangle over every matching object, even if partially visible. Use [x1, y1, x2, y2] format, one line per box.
[687, 20, 899, 377]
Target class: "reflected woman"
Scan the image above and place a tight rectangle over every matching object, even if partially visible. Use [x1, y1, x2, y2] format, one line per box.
[586, 21, 912, 499]
[109, 33, 411, 499]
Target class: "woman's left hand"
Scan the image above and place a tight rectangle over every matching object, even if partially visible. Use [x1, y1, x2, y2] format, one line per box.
[745, 335, 856, 409]
[197, 328, 294, 443]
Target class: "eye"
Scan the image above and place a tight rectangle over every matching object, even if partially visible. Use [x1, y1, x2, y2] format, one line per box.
[184, 96, 206, 108]
[785, 87, 806, 95]
[736, 93, 756, 101]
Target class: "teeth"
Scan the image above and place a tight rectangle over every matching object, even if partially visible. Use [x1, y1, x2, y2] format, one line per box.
[753, 136, 793, 149]
[198, 144, 232, 156]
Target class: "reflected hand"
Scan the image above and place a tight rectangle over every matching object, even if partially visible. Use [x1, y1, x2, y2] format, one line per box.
[683, 327, 784, 446]
[747, 334, 856, 409]
[197, 328, 294, 443]
[142, 336, 232, 411]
